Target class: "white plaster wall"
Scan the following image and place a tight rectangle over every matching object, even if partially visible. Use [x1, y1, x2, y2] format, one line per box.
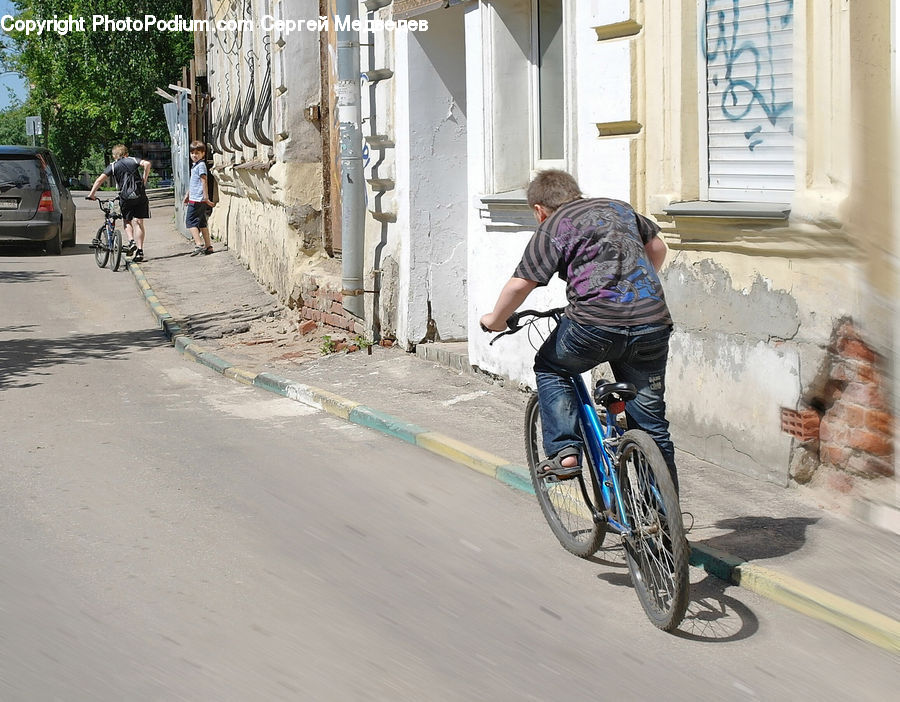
[465, 2, 488, 348]
[668, 331, 799, 485]
[404, 6, 469, 343]
[392, 29, 415, 345]
[574, 2, 632, 201]
[469, 222, 567, 385]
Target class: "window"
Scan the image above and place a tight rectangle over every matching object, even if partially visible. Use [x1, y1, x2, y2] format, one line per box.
[702, 0, 794, 204]
[533, 0, 564, 165]
[484, 0, 568, 195]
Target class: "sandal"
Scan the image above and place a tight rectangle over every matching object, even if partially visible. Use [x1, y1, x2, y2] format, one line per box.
[537, 445, 582, 480]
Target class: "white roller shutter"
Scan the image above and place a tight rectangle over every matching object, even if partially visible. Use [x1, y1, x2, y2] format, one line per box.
[704, 0, 794, 203]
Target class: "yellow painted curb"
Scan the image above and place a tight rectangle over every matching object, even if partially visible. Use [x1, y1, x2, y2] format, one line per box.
[310, 388, 360, 420]
[736, 563, 900, 653]
[416, 432, 508, 478]
[224, 367, 258, 385]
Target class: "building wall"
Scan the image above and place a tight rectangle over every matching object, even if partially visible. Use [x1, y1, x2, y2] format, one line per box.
[204, 0, 328, 306]
[338, 1, 895, 491]
[642, 0, 895, 485]
[459, 0, 895, 488]
[360, 2, 469, 348]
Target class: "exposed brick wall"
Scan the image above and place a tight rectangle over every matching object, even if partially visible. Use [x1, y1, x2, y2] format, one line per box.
[296, 273, 365, 336]
[817, 321, 894, 479]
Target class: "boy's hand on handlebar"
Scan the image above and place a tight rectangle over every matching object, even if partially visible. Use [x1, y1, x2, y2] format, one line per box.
[479, 313, 506, 333]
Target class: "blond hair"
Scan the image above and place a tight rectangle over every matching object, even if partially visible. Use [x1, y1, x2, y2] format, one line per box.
[111, 144, 128, 160]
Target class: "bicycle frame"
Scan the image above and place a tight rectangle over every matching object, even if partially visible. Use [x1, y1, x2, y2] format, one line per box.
[489, 307, 641, 538]
[96, 198, 120, 247]
[570, 374, 632, 536]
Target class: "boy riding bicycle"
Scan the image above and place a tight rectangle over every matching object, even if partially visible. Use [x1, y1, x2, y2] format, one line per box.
[480, 170, 679, 491]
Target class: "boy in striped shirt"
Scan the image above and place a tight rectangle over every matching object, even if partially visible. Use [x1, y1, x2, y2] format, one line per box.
[480, 170, 678, 490]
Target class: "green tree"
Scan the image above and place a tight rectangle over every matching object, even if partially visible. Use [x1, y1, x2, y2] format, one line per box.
[0, 95, 31, 145]
[2, 0, 192, 177]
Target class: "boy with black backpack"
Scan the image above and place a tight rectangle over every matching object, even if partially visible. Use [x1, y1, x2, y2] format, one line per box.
[88, 144, 152, 261]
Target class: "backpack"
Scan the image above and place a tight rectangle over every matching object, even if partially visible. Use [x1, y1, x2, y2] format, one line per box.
[114, 158, 145, 201]
[206, 162, 219, 204]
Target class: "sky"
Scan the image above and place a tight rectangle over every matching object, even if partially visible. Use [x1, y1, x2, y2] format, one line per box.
[1, 0, 29, 109]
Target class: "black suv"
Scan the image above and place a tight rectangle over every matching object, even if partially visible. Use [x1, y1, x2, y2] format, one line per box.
[0, 146, 76, 254]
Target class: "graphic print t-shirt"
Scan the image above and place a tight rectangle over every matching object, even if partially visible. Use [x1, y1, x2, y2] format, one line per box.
[513, 198, 672, 327]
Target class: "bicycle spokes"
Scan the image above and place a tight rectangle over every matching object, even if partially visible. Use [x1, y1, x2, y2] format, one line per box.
[622, 448, 678, 612]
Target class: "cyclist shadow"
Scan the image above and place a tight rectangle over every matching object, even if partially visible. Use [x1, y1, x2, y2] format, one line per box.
[592, 546, 761, 642]
[589, 516, 824, 642]
[695, 515, 820, 562]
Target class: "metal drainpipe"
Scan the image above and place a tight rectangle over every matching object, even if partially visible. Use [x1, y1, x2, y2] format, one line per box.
[336, 0, 366, 319]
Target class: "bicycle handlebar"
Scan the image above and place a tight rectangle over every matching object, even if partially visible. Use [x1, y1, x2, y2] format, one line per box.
[87, 195, 122, 218]
[485, 307, 565, 345]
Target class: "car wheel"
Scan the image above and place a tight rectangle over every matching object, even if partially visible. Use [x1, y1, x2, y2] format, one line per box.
[46, 229, 62, 255]
[63, 220, 77, 248]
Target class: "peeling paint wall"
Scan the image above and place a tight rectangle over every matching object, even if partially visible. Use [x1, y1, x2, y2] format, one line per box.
[361, 3, 468, 348]
[205, 0, 325, 307]
[660, 251, 869, 484]
[662, 258, 805, 483]
[395, 5, 469, 346]
[208, 161, 327, 302]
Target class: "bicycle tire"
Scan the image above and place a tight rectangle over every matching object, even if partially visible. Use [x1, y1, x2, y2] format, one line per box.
[109, 229, 123, 271]
[617, 430, 689, 632]
[94, 225, 109, 268]
[525, 393, 606, 558]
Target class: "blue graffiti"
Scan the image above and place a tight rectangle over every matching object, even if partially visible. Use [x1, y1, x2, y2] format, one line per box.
[705, 0, 793, 150]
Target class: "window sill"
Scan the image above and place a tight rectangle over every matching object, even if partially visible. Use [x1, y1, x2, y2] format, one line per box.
[478, 190, 535, 231]
[480, 189, 528, 206]
[664, 201, 790, 220]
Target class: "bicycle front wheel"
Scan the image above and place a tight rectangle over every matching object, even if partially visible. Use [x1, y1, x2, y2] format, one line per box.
[617, 430, 689, 632]
[525, 393, 606, 558]
[94, 226, 109, 268]
[109, 229, 123, 271]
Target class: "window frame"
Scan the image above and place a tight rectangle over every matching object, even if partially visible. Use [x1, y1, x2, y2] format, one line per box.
[530, 0, 567, 172]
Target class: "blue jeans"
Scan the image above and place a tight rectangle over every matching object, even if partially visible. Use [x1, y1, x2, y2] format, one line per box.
[534, 317, 677, 488]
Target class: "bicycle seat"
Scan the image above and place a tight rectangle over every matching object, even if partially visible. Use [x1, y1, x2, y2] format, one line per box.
[593, 380, 637, 405]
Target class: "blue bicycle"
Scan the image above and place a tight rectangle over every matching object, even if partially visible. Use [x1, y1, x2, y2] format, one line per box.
[490, 308, 689, 631]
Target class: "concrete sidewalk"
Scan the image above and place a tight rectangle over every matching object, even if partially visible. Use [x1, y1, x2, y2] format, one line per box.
[126, 200, 899, 653]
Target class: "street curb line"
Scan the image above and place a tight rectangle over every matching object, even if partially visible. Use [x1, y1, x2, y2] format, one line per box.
[348, 406, 428, 444]
[128, 262, 900, 654]
[416, 432, 510, 478]
[224, 367, 258, 385]
[691, 543, 900, 653]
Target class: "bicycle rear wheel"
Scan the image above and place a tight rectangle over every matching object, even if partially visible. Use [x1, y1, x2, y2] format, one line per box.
[109, 229, 123, 271]
[617, 430, 689, 631]
[525, 393, 606, 558]
[94, 225, 109, 268]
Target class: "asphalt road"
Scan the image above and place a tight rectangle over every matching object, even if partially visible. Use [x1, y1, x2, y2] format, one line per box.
[1, 218, 897, 700]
